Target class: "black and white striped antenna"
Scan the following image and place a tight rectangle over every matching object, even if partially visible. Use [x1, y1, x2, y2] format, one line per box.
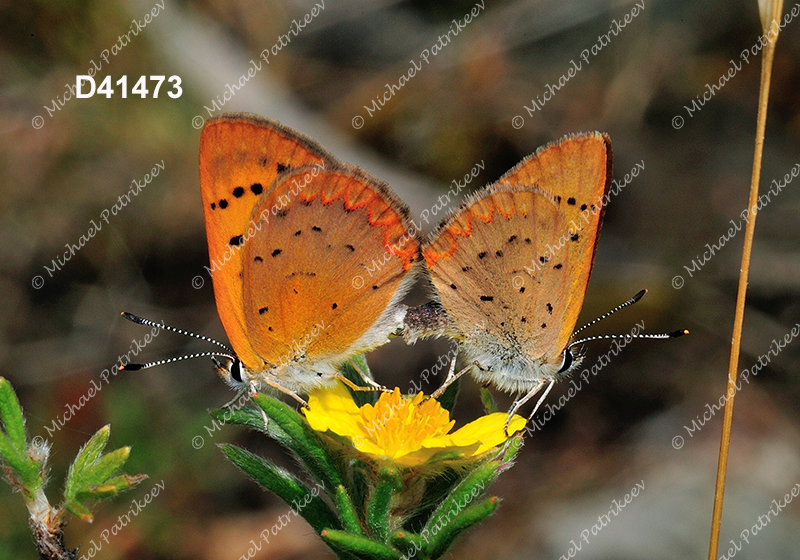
[119, 312, 236, 371]
[568, 290, 688, 349]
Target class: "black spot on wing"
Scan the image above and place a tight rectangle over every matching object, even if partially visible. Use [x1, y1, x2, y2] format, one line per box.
[254, 256, 263, 262]
[277, 163, 288, 173]
[345, 244, 355, 252]
[312, 226, 322, 232]
[332, 303, 338, 310]
[567, 197, 576, 205]
[480, 295, 494, 301]
[272, 249, 282, 257]
[258, 307, 268, 315]
[554, 263, 563, 270]
[478, 251, 487, 259]
[229, 235, 243, 246]
[251, 183, 263, 195]
[233, 187, 245, 198]
[546, 303, 553, 314]
[219, 199, 229, 209]
[210, 202, 216, 210]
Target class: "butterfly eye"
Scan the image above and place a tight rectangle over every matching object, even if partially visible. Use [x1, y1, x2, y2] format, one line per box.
[558, 348, 573, 373]
[230, 359, 245, 383]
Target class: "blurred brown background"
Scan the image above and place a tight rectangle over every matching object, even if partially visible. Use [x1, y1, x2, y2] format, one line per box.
[2, 0, 800, 558]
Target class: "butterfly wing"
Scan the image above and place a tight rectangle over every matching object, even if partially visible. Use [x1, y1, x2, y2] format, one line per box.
[498, 132, 611, 363]
[199, 114, 337, 369]
[242, 165, 419, 381]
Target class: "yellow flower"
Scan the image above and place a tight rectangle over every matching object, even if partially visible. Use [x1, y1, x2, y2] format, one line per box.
[303, 383, 526, 467]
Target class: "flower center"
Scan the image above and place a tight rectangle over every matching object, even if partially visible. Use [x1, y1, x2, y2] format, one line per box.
[357, 389, 455, 457]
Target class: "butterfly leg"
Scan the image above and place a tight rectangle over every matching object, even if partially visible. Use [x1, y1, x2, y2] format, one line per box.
[428, 359, 477, 399]
[334, 372, 390, 394]
[258, 377, 309, 408]
[504, 379, 555, 437]
[344, 358, 391, 393]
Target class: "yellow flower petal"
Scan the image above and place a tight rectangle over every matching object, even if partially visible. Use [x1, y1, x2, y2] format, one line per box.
[303, 382, 525, 468]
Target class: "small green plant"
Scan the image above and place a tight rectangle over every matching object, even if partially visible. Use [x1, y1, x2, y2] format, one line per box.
[216, 361, 523, 560]
[0, 377, 146, 560]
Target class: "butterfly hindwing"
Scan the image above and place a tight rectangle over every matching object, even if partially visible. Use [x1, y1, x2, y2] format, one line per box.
[497, 132, 612, 363]
[242, 165, 420, 377]
[424, 187, 570, 365]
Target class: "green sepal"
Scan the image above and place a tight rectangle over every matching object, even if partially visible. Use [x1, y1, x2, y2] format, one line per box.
[366, 467, 401, 542]
[391, 531, 430, 560]
[425, 497, 500, 559]
[219, 443, 340, 533]
[402, 468, 462, 534]
[421, 458, 498, 542]
[436, 377, 460, 414]
[480, 388, 497, 414]
[340, 354, 377, 407]
[252, 394, 344, 489]
[335, 484, 364, 535]
[321, 529, 401, 560]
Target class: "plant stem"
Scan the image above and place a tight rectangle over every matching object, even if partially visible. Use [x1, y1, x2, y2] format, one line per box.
[707, 11, 779, 559]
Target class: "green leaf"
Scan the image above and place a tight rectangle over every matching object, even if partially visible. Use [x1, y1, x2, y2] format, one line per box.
[82, 447, 130, 483]
[68, 425, 110, 484]
[252, 394, 344, 489]
[321, 529, 401, 560]
[391, 530, 430, 560]
[66, 500, 94, 522]
[64, 425, 146, 522]
[335, 484, 364, 535]
[220, 444, 340, 533]
[0, 377, 26, 453]
[366, 468, 400, 542]
[425, 497, 500, 559]
[74, 474, 148, 501]
[0, 378, 43, 493]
